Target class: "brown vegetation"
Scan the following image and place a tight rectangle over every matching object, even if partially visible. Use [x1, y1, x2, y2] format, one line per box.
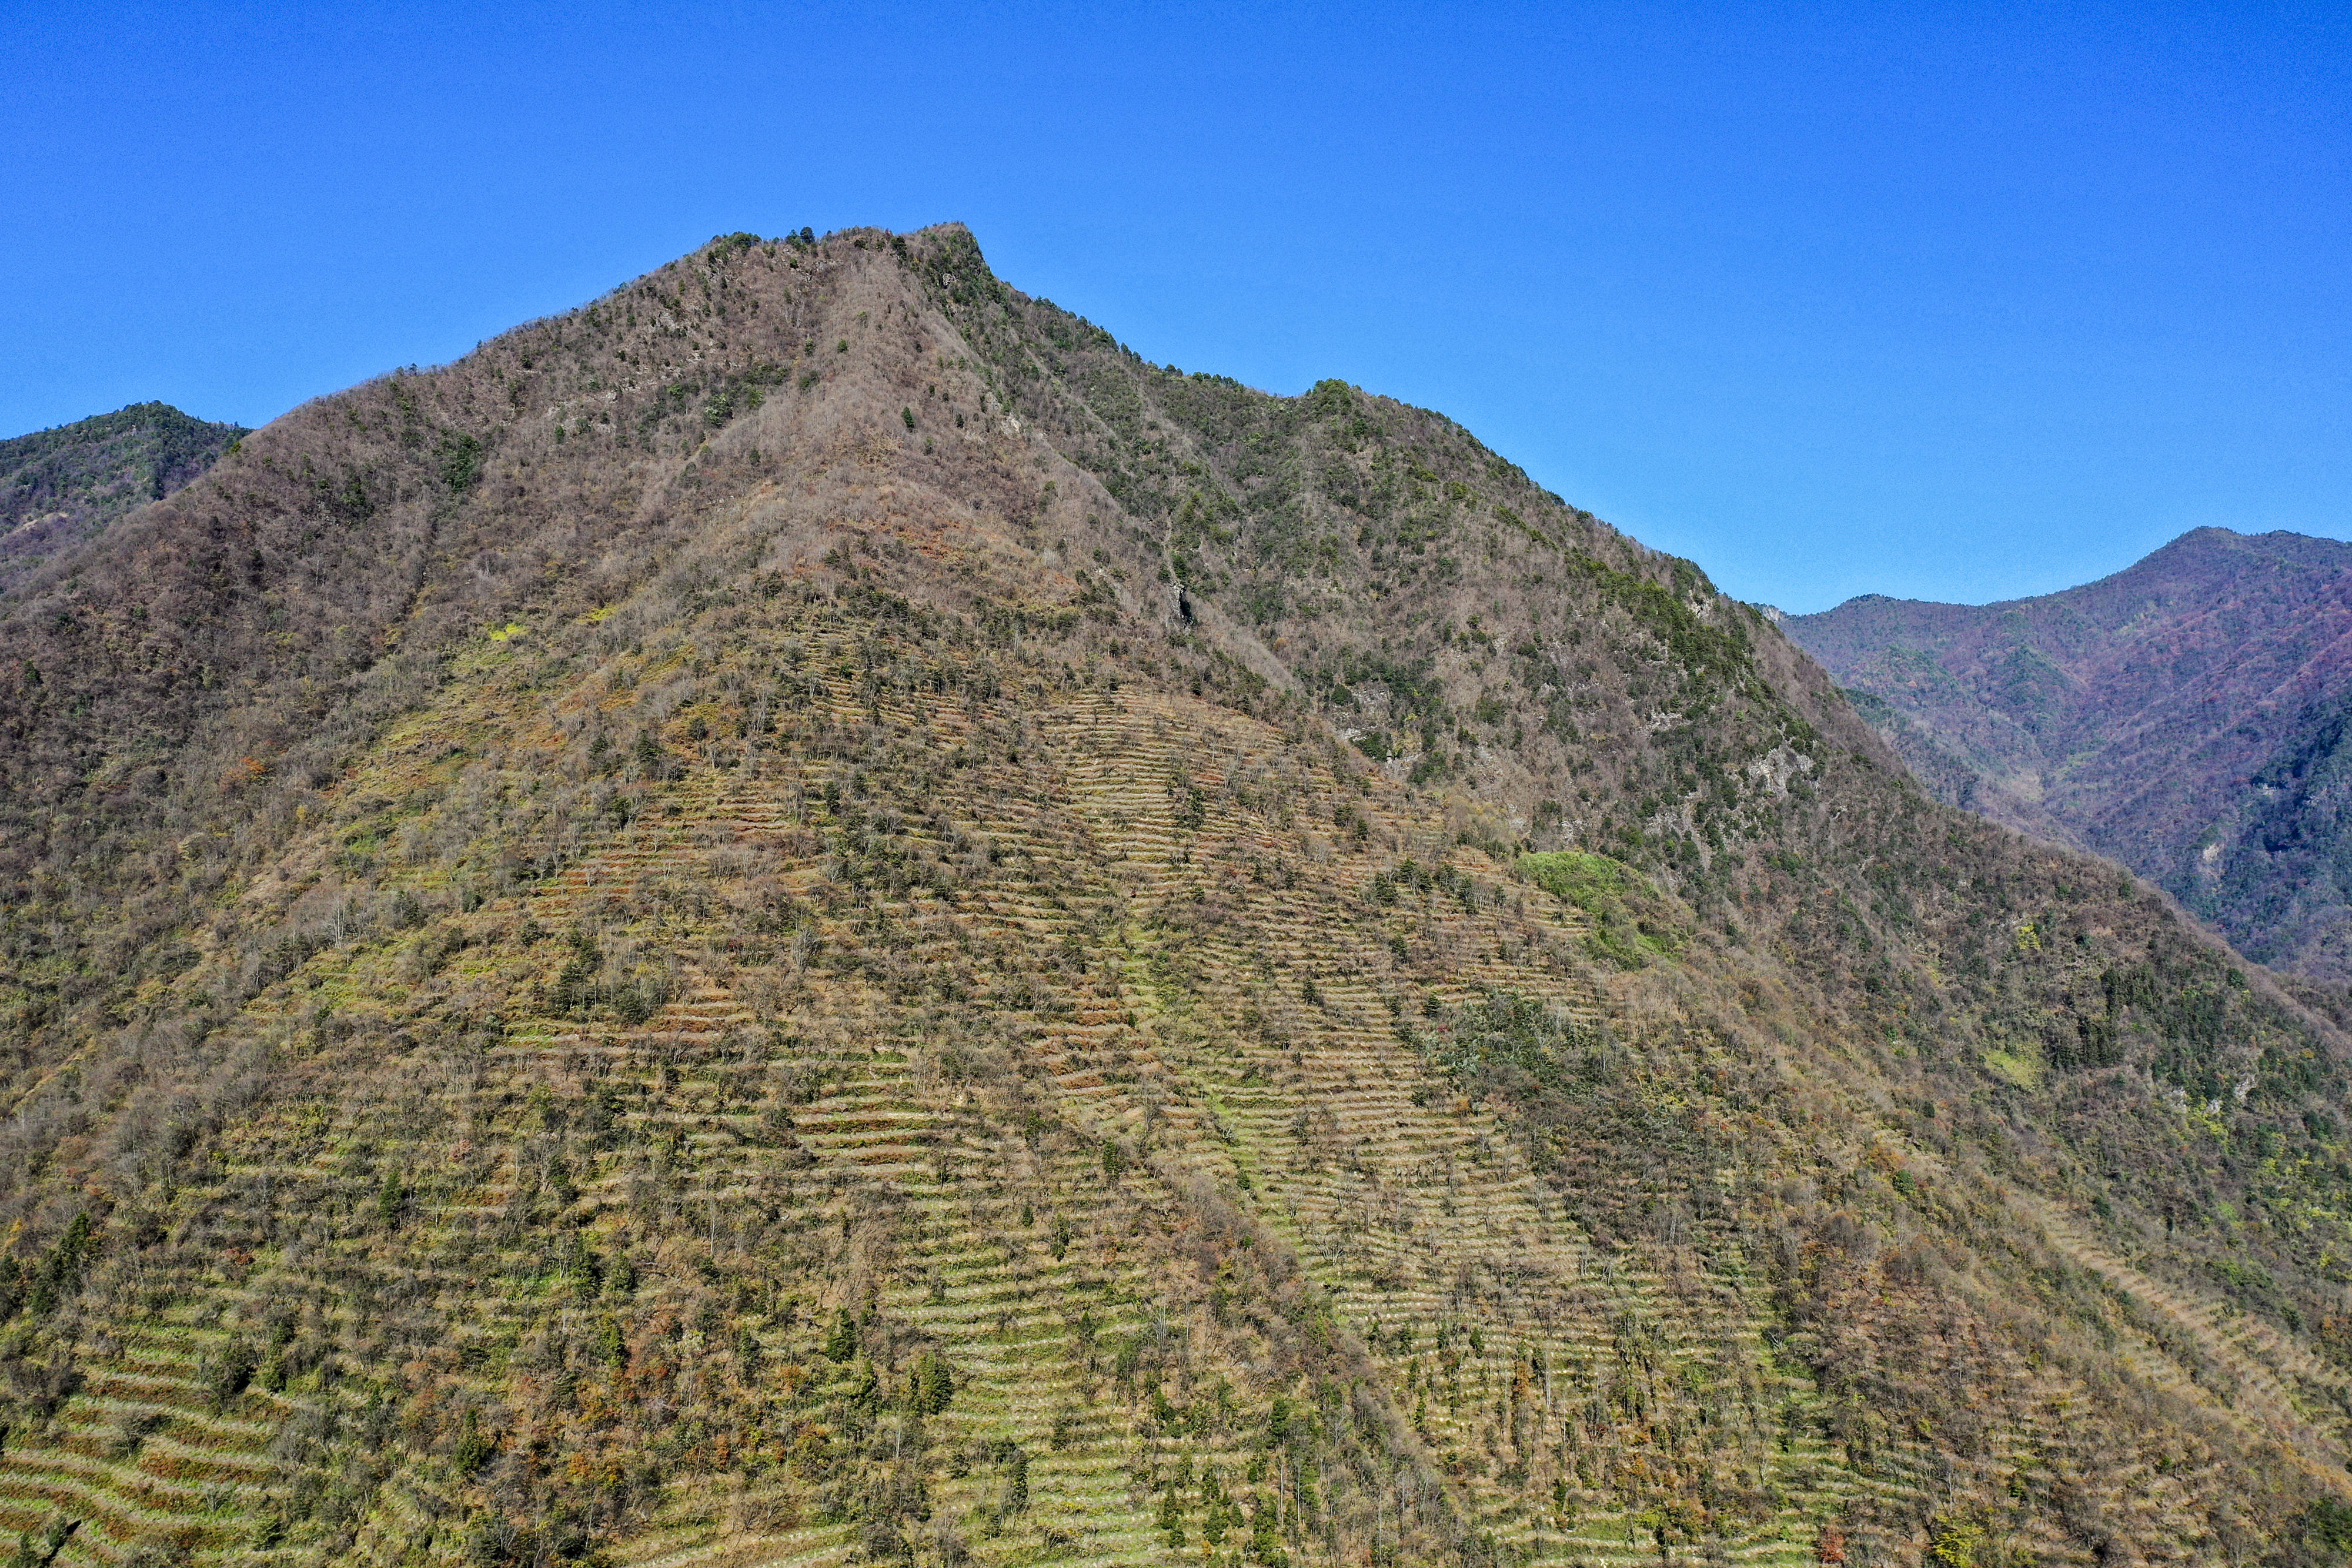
[0, 226, 2341, 1568]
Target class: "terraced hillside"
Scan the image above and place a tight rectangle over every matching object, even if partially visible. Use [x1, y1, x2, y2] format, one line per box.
[0, 226, 2348, 1568]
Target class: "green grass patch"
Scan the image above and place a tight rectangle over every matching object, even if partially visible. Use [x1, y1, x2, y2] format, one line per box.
[1983, 1044, 2043, 1091]
[1518, 851, 1678, 969]
[1519, 850, 1638, 910]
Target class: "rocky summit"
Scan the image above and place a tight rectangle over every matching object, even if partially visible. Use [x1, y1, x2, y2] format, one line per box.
[0, 226, 2347, 1568]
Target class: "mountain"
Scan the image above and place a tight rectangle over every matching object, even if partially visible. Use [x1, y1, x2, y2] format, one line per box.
[0, 226, 2347, 1568]
[0, 403, 248, 590]
[1788, 529, 2352, 984]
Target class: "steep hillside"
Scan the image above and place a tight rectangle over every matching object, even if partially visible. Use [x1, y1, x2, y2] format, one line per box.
[1786, 531, 2352, 984]
[0, 228, 2347, 1568]
[0, 403, 248, 590]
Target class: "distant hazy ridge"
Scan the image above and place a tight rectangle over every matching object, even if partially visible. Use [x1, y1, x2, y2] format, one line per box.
[1790, 529, 2352, 981]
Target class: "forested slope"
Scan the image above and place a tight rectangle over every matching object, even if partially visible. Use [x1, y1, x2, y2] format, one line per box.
[0, 226, 2344, 1568]
[0, 403, 246, 590]
[1789, 531, 2352, 984]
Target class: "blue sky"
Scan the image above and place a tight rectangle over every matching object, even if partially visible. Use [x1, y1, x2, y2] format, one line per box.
[5, 2, 2346, 612]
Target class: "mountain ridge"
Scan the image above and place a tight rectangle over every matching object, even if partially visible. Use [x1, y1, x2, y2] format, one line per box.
[1789, 527, 2352, 981]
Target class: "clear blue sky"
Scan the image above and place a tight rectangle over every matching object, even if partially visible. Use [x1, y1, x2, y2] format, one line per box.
[5, 2, 2346, 612]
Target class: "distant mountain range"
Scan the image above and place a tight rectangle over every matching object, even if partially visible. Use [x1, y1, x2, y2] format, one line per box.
[0, 401, 246, 589]
[1789, 528, 2352, 981]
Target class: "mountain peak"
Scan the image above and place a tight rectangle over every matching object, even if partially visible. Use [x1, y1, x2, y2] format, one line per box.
[0, 399, 245, 590]
[2131, 522, 2352, 576]
[0, 230, 2341, 1567]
